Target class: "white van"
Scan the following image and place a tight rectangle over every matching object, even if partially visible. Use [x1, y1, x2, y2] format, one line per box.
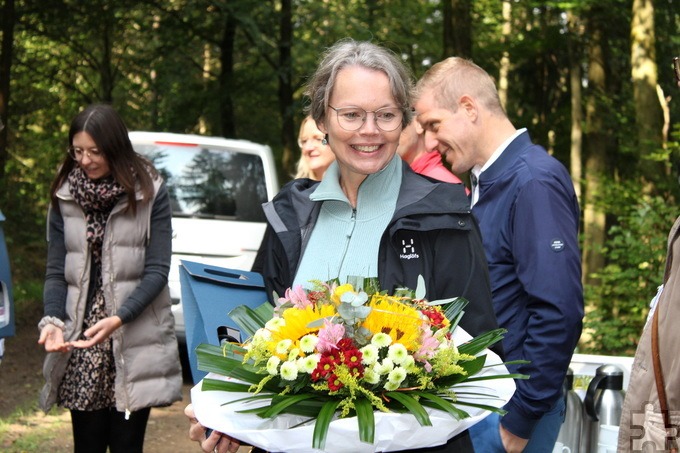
[129, 131, 279, 359]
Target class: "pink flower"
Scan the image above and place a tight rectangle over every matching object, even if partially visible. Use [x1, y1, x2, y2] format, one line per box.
[414, 323, 441, 372]
[278, 285, 312, 309]
[316, 320, 345, 354]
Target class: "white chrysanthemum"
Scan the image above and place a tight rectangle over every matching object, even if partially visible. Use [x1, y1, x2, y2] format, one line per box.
[387, 366, 407, 385]
[401, 354, 415, 369]
[253, 328, 272, 342]
[371, 332, 392, 348]
[360, 344, 379, 365]
[387, 343, 409, 365]
[288, 347, 301, 361]
[280, 361, 299, 381]
[266, 356, 281, 375]
[276, 339, 293, 355]
[374, 358, 395, 375]
[297, 354, 320, 374]
[384, 381, 399, 391]
[299, 334, 319, 354]
[363, 368, 381, 385]
[265, 317, 286, 331]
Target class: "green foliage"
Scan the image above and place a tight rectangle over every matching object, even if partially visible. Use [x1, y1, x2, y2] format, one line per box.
[582, 173, 679, 356]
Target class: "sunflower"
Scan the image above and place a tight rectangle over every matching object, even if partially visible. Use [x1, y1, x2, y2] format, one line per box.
[268, 304, 337, 357]
[361, 294, 423, 351]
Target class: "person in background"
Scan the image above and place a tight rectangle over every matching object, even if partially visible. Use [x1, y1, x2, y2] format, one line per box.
[187, 38, 499, 453]
[617, 57, 680, 453]
[617, 215, 680, 452]
[294, 115, 335, 180]
[38, 104, 183, 453]
[397, 120, 462, 184]
[414, 57, 584, 453]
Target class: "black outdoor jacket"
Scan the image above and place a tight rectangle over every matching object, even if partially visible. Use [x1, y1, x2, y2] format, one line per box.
[254, 162, 502, 452]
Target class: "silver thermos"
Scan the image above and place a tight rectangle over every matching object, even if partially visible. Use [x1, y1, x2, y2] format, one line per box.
[582, 364, 626, 453]
[556, 368, 583, 453]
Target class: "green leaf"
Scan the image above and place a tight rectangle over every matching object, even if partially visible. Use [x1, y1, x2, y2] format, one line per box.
[457, 329, 506, 356]
[440, 297, 469, 330]
[414, 391, 470, 420]
[415, 274, 426, 300]
[385, 392, 432, 426]
[228, 302, 274, 339]
[201, 378, 252, 393]
[195, 344, 277, 390]
[262, 393, 319, 418]
[313, 400, 341, 450]
[435, 355, 487, 387]
[355, 397, 375, 444]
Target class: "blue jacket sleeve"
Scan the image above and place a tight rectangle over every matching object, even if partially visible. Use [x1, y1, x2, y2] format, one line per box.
[500, 178, 584, 438]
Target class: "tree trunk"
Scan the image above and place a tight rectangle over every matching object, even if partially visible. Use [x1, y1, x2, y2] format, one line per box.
[219, 13, 237, 138]
[631, 0, 663, 183]
[278, 0, 295, 180]
[0, 0, 15, 187]
[498, 0, 512, 110]
[442, 0, 472, 59]
[582, 8, 609, 289]
[567, 11, 583, 201]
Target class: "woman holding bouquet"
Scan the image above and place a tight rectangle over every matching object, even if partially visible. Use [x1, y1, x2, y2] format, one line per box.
[189, 38, 499, 453]
[38, 104, 183, 453]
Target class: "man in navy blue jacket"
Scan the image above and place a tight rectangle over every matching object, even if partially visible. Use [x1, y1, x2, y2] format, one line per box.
[414, 57, 584, 453]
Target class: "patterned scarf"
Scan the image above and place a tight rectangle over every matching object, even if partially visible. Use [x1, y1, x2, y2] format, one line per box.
[67, 166, 126, 254]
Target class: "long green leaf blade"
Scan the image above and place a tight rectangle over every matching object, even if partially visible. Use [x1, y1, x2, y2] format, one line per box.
[385, 392, 432, 426]
[413, 391, 469, 420]
[313, 400, 340, 450]
[228, 302, 273, 339]
[262, 393, 318, 418]
[355, 397, 375, 444]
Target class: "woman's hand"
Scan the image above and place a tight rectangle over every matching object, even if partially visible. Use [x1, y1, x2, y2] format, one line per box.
[38, 323, 71, 352]
[185, 403, 242, 453]
[70, 315, 122, 348]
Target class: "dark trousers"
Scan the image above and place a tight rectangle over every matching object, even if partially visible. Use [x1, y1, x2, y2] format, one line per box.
[70, 407, 151, 453]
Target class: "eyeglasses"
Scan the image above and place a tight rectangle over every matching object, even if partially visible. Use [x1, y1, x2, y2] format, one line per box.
[298, 136, 325, 148]
[67, 146, 104, 162]
[329, 106, 403, 132]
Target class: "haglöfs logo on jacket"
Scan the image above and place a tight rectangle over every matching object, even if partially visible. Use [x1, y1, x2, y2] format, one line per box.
[400, 238, 420, 260]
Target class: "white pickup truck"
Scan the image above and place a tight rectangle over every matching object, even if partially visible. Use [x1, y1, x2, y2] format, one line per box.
[129, 131, 279, 376]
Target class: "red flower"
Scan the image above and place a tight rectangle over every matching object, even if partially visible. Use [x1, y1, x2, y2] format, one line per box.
[343, 349, 363, 369]
[337, 338, 356, 351]
[422, 307, 447, 329]
[327, 373, 344, 391]
[311, 354, 339, 381]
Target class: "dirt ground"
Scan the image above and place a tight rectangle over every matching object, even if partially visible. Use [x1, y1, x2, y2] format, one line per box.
[0, 303, 198, 452]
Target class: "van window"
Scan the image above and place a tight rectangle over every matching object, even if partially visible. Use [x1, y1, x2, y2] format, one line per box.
[135, 143, 268, 222]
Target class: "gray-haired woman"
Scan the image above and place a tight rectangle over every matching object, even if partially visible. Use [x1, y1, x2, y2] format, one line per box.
[188, 38, 500, 453]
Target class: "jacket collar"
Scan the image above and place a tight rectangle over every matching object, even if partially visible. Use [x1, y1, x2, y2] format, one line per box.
[478, 130, 533, 182]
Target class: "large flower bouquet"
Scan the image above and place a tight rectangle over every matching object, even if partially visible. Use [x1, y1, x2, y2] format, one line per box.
[193, 276, 523, 452]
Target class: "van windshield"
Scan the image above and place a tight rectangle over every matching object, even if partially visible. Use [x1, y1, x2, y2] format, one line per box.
[134, 142, 268, 222]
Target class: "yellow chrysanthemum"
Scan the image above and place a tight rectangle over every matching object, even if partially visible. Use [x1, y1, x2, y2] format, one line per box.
[361, 294, 422, 351]
[268, 304, 337, 357]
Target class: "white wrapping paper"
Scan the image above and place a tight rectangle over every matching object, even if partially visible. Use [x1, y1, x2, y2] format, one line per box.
[191, 327, 516, 453]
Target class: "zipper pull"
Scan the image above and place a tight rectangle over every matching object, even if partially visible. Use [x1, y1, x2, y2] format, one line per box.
[125, 409, 131, 420]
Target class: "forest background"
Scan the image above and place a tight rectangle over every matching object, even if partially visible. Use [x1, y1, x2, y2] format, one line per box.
[0, 0, 678, 356]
